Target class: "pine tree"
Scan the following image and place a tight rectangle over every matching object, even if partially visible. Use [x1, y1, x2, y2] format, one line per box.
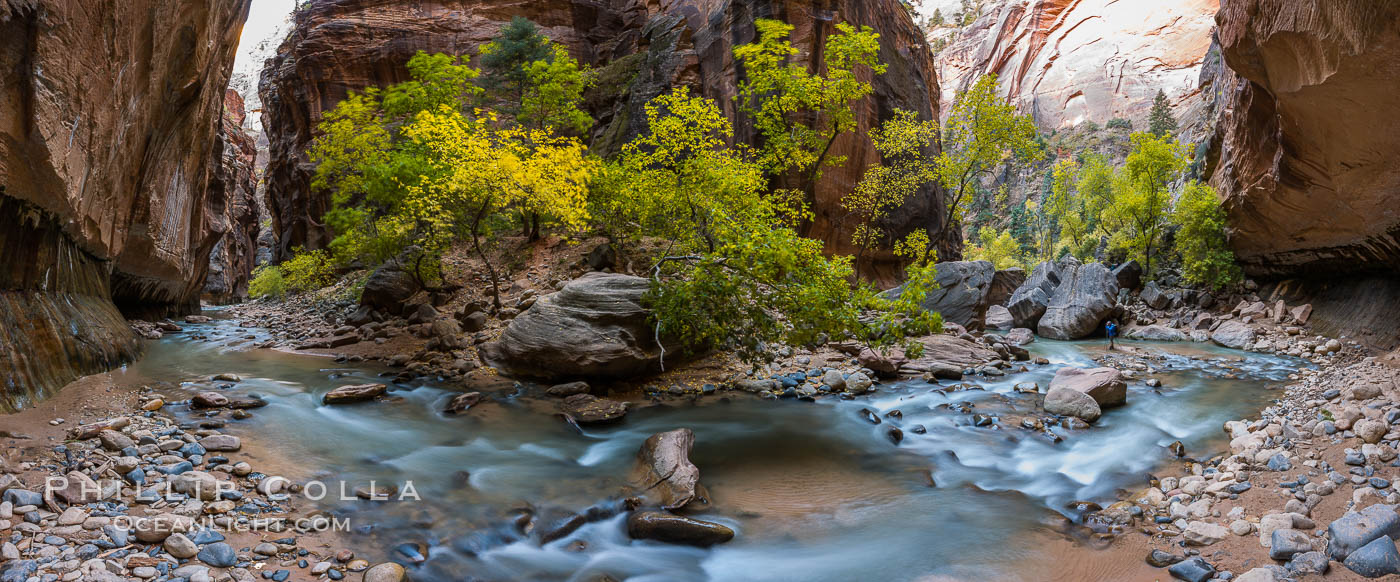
[479, 17, 552, 114]
[1148, 89, 1177, 138]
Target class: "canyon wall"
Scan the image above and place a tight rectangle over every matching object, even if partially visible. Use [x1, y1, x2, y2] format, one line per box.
[1208, 0, 1400, 348]
[932, 0, 1217, 132]
[259, 0, 950, 276]
[203, 90, 262, 304]
[0, 0, 250, 410]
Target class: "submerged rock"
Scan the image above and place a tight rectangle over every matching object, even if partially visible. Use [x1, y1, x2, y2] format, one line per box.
[561, 394, 627, 425]
[322, 383, 387, 405]
[626, 511, 734, 547]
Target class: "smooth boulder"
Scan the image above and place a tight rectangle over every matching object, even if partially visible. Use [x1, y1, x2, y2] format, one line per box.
[1211, 320, 1258, 350]
[1006, 259, 1070, 329]
[322, 383, 387, 405]
[1049, 367, 1126, 406]
[1043, 388, 1101, 422]
[481, 273, 681, 379]
[360, 261, 420, 314]
[1112, 260, 1142, 291]
[985, 305, 1014, 330]
[631, 429, 703, 510]
[886, 260, 996, 330]
[1037, 262, 1119, 340]
[1328, 504, 1400, 561]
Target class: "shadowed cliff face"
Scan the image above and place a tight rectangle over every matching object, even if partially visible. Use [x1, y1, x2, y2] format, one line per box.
[1209, 0, 1400, 279]
[204, 90, 262, 305]
[0, 0, 250, 410]
[259, 0, 951, 278]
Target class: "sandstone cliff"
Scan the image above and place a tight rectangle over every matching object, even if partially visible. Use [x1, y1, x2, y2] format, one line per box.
[259, 0, 950, 276]
[933, 0, 1217, 132]
[1206, 0, 1400, 348]
[0, 0, 250, 410]
[204, 90, 262, 304]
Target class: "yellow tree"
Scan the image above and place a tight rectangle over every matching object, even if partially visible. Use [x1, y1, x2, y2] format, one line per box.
[1109, 132, 1188, 276]
[843, 109, 940, 270]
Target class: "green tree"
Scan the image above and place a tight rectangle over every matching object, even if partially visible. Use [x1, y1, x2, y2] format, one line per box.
[1171, 182, 1242, 289]
[735, 19, 886, 226]
[964, 227, 1024, 270]
[1108, 132, 1188, 275]
[1148, 89, 1177, 138]
[479, 17, 552, 114]
[931, 8, 945, 26]
[934, 74, 1041, 248]
[519, 44, 594, 134]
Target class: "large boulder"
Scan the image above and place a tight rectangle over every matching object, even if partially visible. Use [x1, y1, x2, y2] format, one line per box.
[1123, 324, 1187, 342]
[987, 268, 1026, 306]
[322, 383, 387, 405]
[1328, 504, 1400, 561]
[1112, 260, 1143, 291]
[985, 305, 1014, 330]
[1037, 262, 1119, 340]
[1048, 367, 1127, 406]
[360, 261, 420, 314]
[886, 261, 996, 330]
[1043, 388, 1101, 422]
[481, 273, 681, 379]
[630, 429, 703, 510]
[1007, 259, 1071, 329]
[1211, 320, 1258, 350]
[1141, 281, 1170, 310]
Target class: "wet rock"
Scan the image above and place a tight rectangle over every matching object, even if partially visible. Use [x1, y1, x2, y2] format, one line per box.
[1004, 328, 1034, 345]
[444, 392, 483, 414]
[626, 511, 734, 547]
[1037, 262, 1118, 340]
[323, 383, 387, 404]
[845, 372, 873, 395]
[482, 274, 682, 379]
[631, 429, 702, 510]
[561, 394, 627, 425]
[191, 392, 229, 408]
[821, 370, 846, 391]
[363, 562, 408, 582]
[1342, 535, 1400, 578]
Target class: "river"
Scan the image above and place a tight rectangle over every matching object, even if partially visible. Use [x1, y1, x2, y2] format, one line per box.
[110, 314, 1305, 581]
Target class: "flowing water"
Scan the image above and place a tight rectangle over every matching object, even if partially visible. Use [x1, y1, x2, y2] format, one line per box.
[112, 315, 1305, 581]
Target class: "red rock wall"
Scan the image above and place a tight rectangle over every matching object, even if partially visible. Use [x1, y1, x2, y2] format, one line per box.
[259, 0, 951, 277]
[1209, 0, 1400, 279]
[204, 90, 262, 304]
[0, 0, 250, 410]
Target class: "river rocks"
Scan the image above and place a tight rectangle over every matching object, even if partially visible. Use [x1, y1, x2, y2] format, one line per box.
[98, 429, 134, 451]
[363, 563, 408, 582]
[844, 372, 873, 395]
[985, 305, 1014, 330]
[323, 383, 387, 404]
[626, 511, 734, 547]
[164, 533, 199, 559]
[1168, 557, 1216, 582]
[1049, 367, 1126, 407]
[444, 392, 483, 414]
[1268, 529, 1313, 560]
[1355, 419, 1387, 444]
[1043, 388, 1101, 423]
[546, 382, 591, 397]
[199, 435, 241, 452]
[1343, 535, 1400, 578]
[1328, 504, 1400, 561]
[631, 429, 703, 510]
[197, 542, 236, 568]
[889, 260, 996, 330]
[1004, 328, 1034, 346]
[133, 513, 194, 543]
[1183, 521, 1229, 546]
[561, 394, 627, 425]
[1123, 324, 1186, 341]
[50, 471, 101, 504]
[1038, 262, 1119, 340]
[482, 274, 681, 379]
[192, 391, 230, 408]
[1211, 321, 1258, 350]
[1140, 281, 1171, 310]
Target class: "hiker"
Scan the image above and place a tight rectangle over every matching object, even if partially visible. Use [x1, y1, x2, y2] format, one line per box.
[1106, 319, 1118, 350]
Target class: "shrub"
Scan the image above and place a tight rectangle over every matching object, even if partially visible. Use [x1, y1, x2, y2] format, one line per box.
[248, 265, 286, 299]
[280, 248, 337, 293]
[1105, 117, 1132, 130]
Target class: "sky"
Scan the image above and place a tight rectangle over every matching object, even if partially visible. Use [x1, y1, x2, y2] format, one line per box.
[230, 0, 297, 129]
